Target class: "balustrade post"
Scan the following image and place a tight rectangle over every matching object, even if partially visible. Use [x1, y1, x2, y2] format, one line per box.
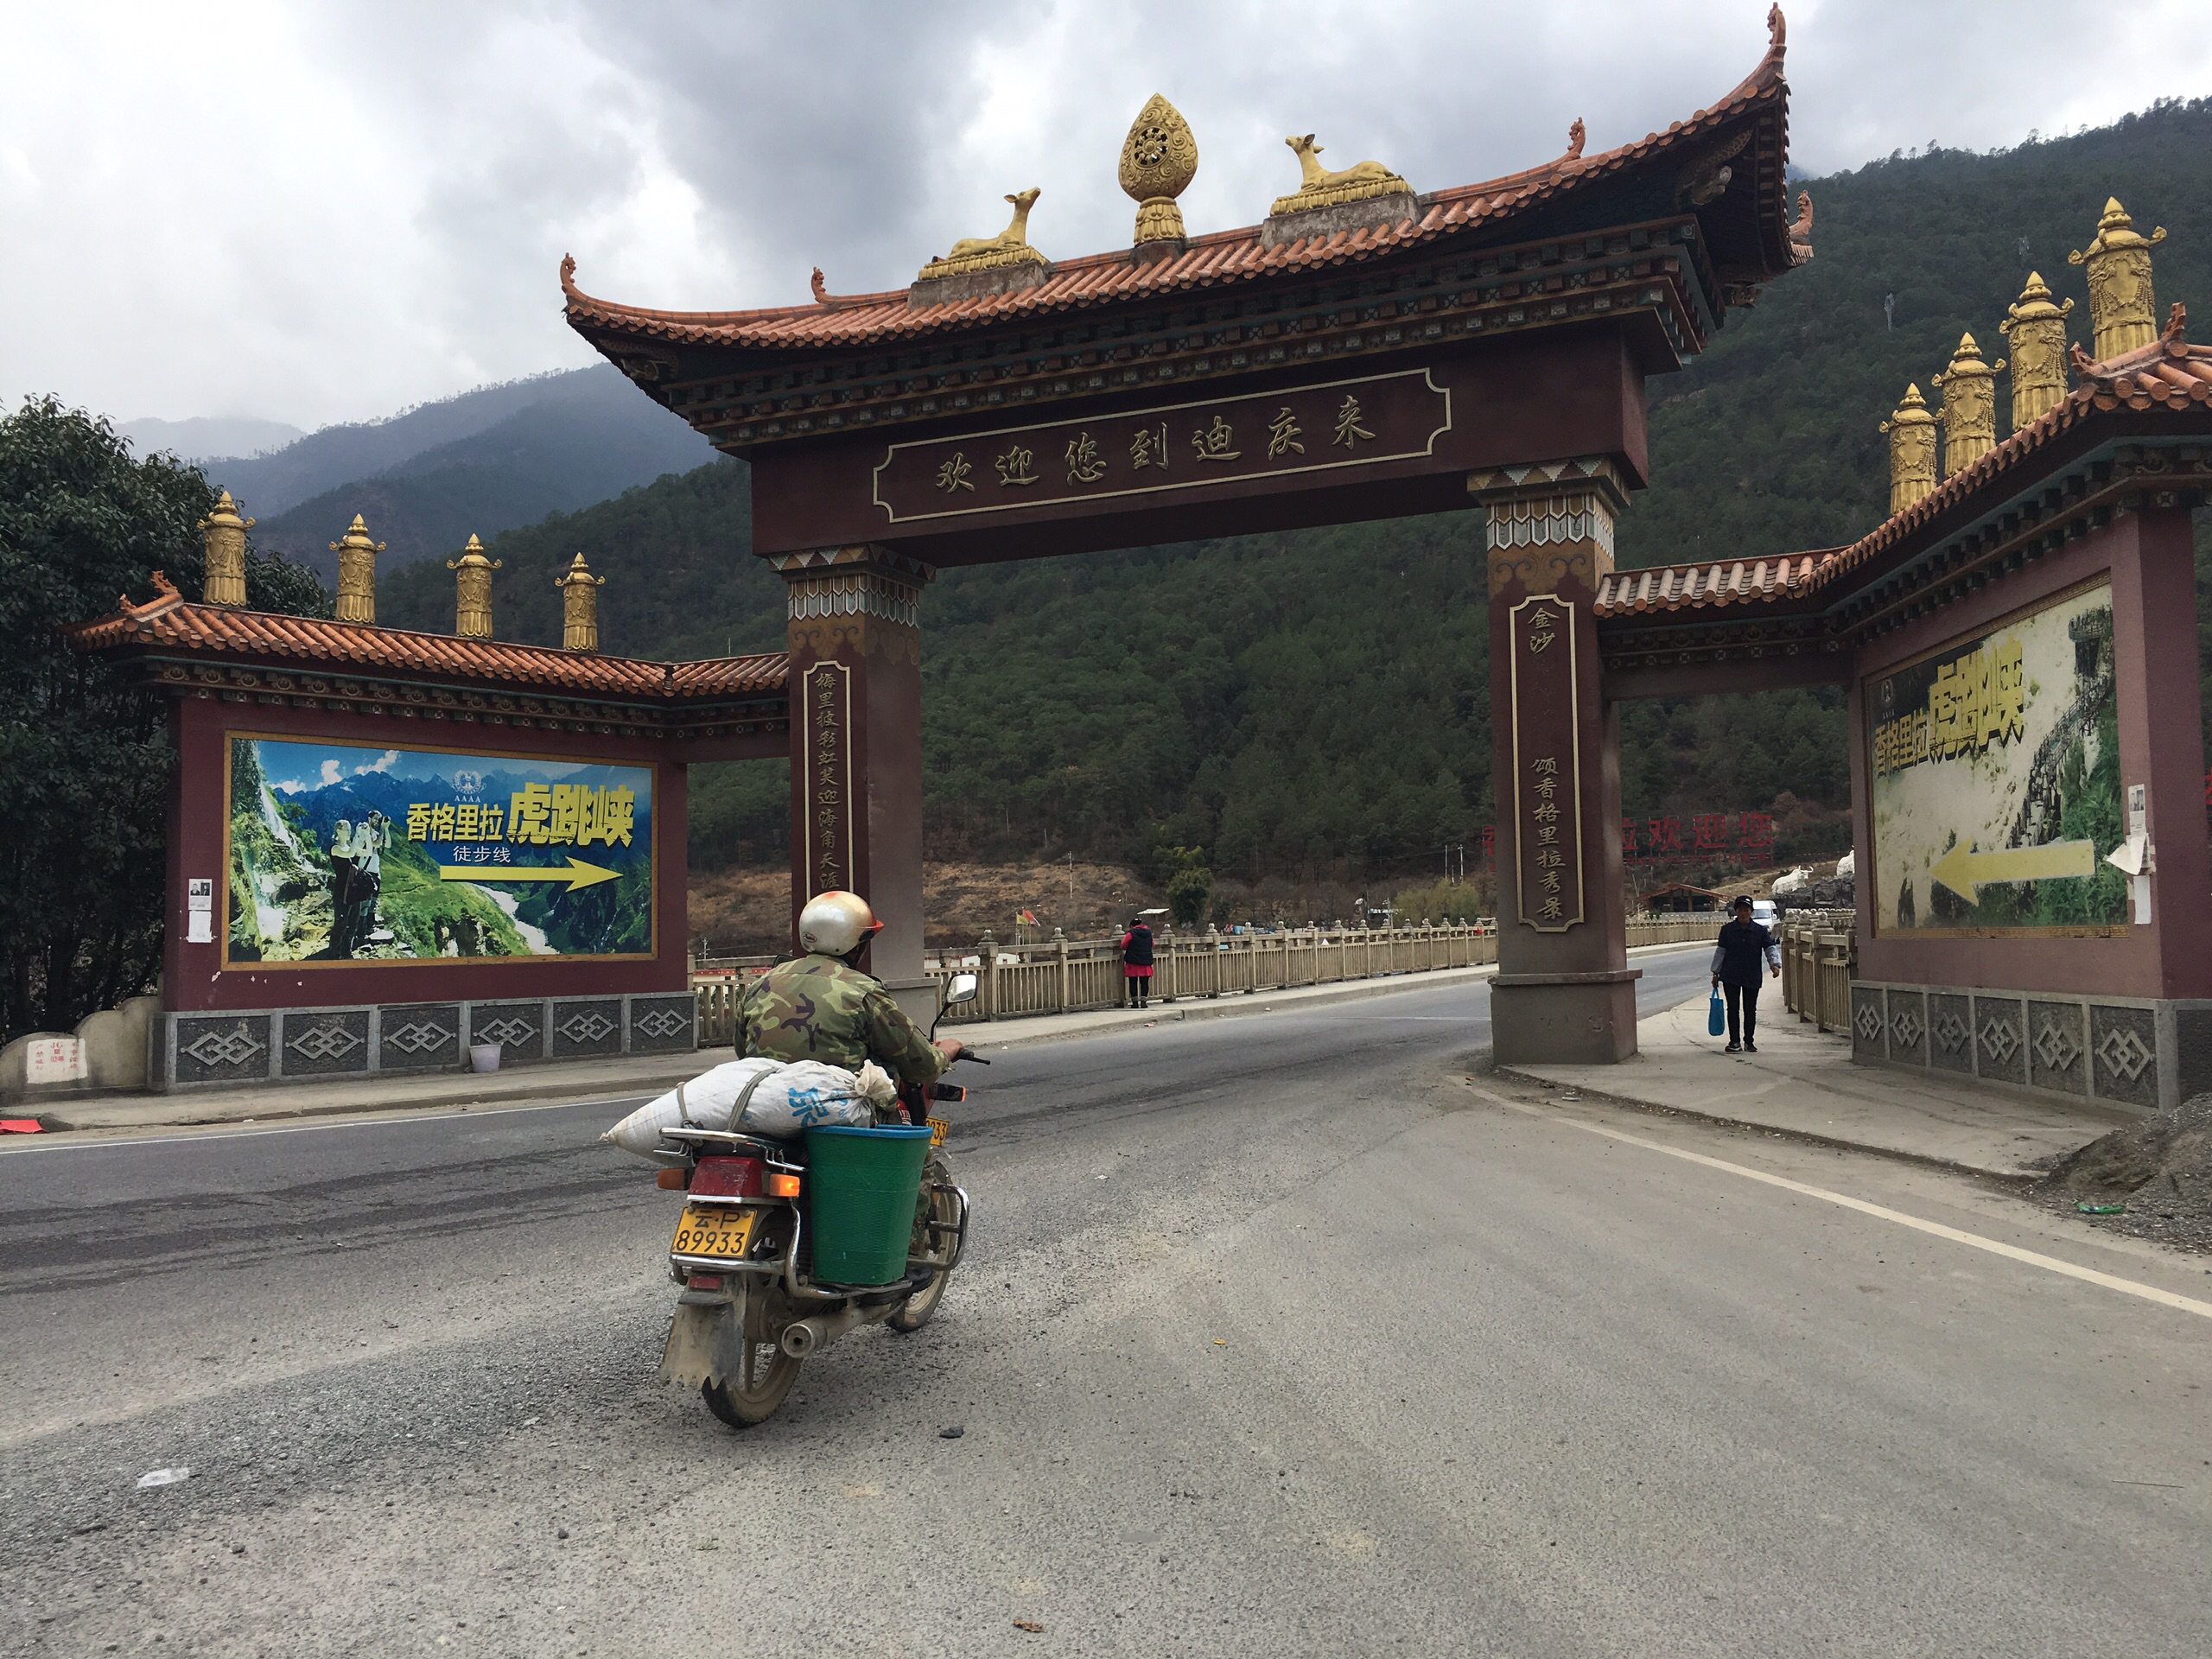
[979, 931, 999, 1022]
[1053, 927, 1069, 1014]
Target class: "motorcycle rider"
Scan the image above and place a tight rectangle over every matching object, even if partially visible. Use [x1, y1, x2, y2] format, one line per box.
[736, 890, 963, 1096]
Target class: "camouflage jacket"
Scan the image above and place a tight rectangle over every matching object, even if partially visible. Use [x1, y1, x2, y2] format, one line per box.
[735, 954, 948, 1090]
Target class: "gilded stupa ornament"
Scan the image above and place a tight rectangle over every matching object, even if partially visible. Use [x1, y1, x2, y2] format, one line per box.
[1999, 271, 2073, 431]
[555, 551, 607, 652]
[1268, 134, 1412, 219]
[1119, 94, 1198, 249]
[447, 533, 501, 639]
[2069, 197, 2166, 360]
[917, 188, 1046, 282]
[1879, 384, 1937, 515]
[197, 489, 254, 608]
[331, 513, 385, 625]
[1932, 333, 2004, 479]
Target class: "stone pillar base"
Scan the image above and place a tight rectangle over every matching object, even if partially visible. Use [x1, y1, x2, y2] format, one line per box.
[1491, 971, 1640, 1065]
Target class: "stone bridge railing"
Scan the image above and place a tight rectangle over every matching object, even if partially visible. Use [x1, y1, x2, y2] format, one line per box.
[1777, 912, 1857, 1033]
[692, 915, 1719, 1042]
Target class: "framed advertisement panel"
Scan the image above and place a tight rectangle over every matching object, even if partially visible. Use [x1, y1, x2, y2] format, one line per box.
[221, 732, 658, 967]
[1865, 577, 2126, 939]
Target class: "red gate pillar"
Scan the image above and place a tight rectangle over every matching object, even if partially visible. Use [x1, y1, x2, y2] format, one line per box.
[777, 547, 935, 1013]
[1472, 459, 1638, 1062]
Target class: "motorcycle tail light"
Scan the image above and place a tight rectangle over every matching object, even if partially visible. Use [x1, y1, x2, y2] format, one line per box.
[767, 1171, 803, 1198]
[686, 1274, 722, 1290]
[692, 1155, 765, 1199]
[655, 1167, 689, 1191]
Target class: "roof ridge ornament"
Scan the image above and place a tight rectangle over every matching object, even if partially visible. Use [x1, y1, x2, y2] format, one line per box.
[1268, 133, 1413, 219]
[447, 533, 500, 639]
[1120, 94, 1198, 254]
[197, 488, 255, 608]
[1878, 384, 1937, 516]
[555, 551, 607, 653]
[1788, 190, 1814, 264]
[331, 514, 385, 625]
[1564, 118, 1586, 162]
[2000, 271, 2074, 432]
[2069, 197, 2166, 360]
[1933, 332, 2004, 478]
[918, 188, 1047, 282]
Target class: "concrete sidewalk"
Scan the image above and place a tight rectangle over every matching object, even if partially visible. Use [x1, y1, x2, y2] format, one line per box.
[1499, 991, 2134, 1179]
[35, 951, 1719, 1137]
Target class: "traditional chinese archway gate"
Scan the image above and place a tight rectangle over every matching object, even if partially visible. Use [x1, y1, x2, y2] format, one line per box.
[565, 12, 1808, 1060]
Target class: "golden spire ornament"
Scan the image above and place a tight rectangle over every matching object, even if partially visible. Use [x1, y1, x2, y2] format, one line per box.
[197, 489, 254, 607]
[554, 551, 606, 652]
[1999, 271, 2074, 431]
[1932, 332, 2004, 478]
[446, 533, 500, 639]
[2069, 197, 2166, 360]
[1879, 384, 1937, 515]
[1119, 93, 1198, 250]
[330, 513, 384, 624]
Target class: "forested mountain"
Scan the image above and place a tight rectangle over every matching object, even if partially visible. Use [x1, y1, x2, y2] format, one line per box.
[205, 365, 712, 577]
[377, 99, 2212, 887]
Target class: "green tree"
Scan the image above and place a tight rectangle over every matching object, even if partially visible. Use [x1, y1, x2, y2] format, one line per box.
[0, 397, 327, 1042]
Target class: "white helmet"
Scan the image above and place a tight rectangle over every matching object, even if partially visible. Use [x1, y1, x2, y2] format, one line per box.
[798, 890, 883, 957]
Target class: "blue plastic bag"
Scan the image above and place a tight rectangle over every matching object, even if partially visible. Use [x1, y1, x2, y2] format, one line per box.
[1708, 988, 1726, 1037]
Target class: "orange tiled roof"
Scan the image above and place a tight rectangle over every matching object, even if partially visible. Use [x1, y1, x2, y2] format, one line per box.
[67, 575, 787, 703]
[563, 16, 1791, 354]
[1597, 307, 2212, 621]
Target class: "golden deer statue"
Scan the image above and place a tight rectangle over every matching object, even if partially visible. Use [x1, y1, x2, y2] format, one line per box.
[942, 188, 1041, 264]
[1285, 135, 1398, 193]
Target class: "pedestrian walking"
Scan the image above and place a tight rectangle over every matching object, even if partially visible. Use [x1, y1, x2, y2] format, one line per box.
[1121, 917, 1154, 1008]
[1711, 894, 1780, 1053]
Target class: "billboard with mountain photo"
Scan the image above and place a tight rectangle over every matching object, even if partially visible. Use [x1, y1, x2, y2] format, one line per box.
[223, 734, 656, 965]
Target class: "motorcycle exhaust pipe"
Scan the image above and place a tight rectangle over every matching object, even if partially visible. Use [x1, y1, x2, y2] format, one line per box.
[780, 1304, 868, 1358]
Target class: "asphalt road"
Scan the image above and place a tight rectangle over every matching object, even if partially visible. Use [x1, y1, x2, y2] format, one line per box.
[4, 948, 2209, 1657]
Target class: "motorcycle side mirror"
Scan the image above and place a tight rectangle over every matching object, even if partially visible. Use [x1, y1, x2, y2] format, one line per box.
[943, 972, 979, 1007]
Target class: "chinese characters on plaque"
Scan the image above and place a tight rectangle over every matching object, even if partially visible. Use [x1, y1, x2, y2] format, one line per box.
[804, 662, 853, 895]
[877, 369, 1452, 524]
[1509, 593, 1584, 931]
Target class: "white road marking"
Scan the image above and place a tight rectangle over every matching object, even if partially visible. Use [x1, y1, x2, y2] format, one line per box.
[0, 1093, 654, 1157]
[1471, 1084, 2212, 1323]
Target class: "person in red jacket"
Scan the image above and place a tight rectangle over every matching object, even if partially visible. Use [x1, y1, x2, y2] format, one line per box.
[1121, 918, 1155, 1009]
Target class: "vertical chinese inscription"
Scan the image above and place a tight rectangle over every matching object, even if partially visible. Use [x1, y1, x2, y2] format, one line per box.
[1509, 593, 1584, 931]
[804, 660, 854, 897]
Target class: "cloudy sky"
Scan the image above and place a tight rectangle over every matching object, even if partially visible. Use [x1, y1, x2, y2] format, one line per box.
[6, 1, 2209, 431]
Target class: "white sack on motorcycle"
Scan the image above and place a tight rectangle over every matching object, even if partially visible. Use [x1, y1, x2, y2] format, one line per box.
[601, 1058, 892, 1158]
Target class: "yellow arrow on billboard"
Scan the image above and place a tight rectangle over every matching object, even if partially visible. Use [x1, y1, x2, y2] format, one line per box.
[1929, 838, 2096, 900]
[438, 857, 620, 893]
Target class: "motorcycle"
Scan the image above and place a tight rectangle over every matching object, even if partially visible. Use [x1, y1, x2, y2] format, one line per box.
[655, 972, 983, 1427]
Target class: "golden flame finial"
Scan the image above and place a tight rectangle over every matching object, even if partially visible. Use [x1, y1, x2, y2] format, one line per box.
[446, 533, 501, 639]
[554, 550, 607, 652]
[2069, 196, 2167, 360]
[1120, 94, 1199, 250]
[1878, 383, 1937, 515]
[196, 489, 255, 607]
[329, 513, 385, 624]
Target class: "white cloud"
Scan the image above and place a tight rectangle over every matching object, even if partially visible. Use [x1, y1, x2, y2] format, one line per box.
[353, 750, 401, 777]
[319, 760, 343, 786]
[3, 1, 2208, 429]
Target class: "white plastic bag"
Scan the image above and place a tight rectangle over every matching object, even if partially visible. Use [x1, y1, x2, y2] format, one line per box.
[734, 1060, 875, 1137]
[600, 1057, 783, 1160]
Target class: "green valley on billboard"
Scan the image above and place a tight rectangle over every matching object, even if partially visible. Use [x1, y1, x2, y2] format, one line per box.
[1866, 578, 2126, 938]
[223, 734, 656, 964]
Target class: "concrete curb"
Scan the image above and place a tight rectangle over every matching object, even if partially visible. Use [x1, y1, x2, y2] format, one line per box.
[1487, 1063, 2054, 1184]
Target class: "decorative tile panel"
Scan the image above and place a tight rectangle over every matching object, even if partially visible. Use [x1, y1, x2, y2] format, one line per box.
[278, 1009, 371, 1077]
[551, 998, 623, 1060]
[1885, 989, 1928, 1067]
[2088, 1004, 2158, 1109]
[1929, 993, 1974, 1076]
[1851, 987, 1886, 1059]
[2028, 1000, 2088, 1096]
[629, 995, 698, 1054]
[2176, 1008, 2212, 1108]
[1973, 995, 2027, 1086]
[379, 1003, 462, 1071]
[470, 1001, 545, 1063]
[174, 1014, 273, 1086]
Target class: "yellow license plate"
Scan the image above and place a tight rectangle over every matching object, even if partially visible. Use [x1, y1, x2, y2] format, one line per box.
[928, 1116, 949, 1147]
[671, 1205, 758, 1261]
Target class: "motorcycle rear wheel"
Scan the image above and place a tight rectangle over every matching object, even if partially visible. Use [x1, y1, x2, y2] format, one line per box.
[701, 1289, 801, 1428]
[888, 1179, 962, 1333]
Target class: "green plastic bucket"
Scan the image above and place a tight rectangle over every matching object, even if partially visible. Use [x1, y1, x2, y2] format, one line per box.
[804, 1124, 932, 1287]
